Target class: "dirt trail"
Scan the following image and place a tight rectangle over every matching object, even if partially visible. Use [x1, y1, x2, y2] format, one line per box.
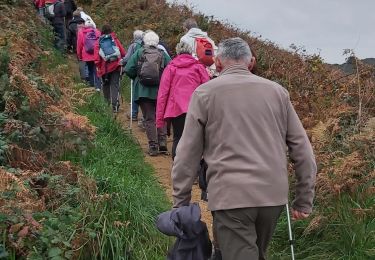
[116, 101, 213, 235]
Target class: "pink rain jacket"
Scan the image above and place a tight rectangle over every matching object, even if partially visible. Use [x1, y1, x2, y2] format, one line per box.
[156, 54, 210, 128]
[76, 27, 101, 62]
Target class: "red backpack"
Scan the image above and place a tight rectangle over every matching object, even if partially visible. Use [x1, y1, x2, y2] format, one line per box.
[195, 38, 214, 66]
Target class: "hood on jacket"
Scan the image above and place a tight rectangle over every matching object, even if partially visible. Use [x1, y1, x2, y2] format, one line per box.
[170, 54, 199, 69]
[185, 28, 208, 39]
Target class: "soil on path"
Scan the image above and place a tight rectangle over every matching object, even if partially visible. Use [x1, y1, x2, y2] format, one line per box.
[116, 102, 213, 236]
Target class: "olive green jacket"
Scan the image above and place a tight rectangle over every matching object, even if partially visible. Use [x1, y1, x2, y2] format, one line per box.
[124, 47, 171, 102]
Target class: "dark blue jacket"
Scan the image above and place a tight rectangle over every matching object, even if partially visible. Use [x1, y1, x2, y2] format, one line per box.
[156, 203, 212, 260]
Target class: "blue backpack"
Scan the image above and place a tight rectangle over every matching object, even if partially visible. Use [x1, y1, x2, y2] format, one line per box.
[99, 34, 121, 62]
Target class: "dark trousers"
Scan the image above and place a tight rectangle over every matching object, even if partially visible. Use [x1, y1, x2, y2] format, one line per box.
[102, 69, 120, 109]
[139, 100, 167, 148]
[213, 206, 284, 260]
[53, 23, 66, 52]
[171, 113, 186, 159]
[86, 61, 101, 89]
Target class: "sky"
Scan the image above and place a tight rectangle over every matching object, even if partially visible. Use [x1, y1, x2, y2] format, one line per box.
[167, 0, 375, 64]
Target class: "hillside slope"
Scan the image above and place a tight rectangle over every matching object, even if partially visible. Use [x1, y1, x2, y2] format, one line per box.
[1, 1, 171, 259]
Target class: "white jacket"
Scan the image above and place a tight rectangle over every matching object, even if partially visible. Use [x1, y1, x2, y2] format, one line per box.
[180, 28, 218, 76]
[80, 11, 96, 28]
[180, 28, 217, 57]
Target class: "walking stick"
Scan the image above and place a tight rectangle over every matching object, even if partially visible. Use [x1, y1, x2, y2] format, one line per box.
[286, 204, 295, 260]
[130, 79, 133, 130]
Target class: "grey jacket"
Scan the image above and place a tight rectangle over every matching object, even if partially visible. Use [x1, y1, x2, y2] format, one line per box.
[156, 203, 212, 260]
[172, 65, 317, 213]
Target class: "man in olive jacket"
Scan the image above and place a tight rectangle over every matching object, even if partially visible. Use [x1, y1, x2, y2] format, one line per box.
[171, 38, 317, 260]
[124, 30, 171, 156]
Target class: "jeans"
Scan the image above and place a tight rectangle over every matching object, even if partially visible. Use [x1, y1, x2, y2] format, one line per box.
[139, 99, 167, 148]
[102, 69, 121, 109]
[171, 113, 186, 159]
[86, 61, 101, 89]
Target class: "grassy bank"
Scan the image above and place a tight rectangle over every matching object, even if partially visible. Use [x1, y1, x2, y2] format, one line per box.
[64, 93, 172, 259]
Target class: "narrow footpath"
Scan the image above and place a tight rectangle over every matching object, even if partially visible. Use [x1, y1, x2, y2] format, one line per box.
[117, 99, 213, 235]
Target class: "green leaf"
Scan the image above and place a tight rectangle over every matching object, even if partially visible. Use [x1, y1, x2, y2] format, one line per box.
[48, 247, 62, 258]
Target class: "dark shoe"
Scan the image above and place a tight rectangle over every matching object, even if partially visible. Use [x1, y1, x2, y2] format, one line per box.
[159, 140, 168, 154]
[148, 146, 158, 156]
[159, 145, 168, 154]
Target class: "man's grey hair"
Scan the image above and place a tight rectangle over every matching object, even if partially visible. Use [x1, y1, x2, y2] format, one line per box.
[183, 18, 198, 30]
[133, 30, 144, 41]
[176, 41, 193, 55]
[217, 38, 252, 65]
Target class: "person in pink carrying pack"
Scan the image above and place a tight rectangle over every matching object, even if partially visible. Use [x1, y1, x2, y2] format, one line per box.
[77, 23, 101, 91]
[156, 41, 210, 160]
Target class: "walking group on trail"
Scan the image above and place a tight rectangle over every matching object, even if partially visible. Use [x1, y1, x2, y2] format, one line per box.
[32, 2, 317, 258]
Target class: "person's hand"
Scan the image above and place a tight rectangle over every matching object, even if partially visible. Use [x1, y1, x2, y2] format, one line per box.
[291, 208, 310, 220]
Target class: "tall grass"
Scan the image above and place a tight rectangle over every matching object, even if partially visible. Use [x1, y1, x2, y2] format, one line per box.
[269, 189, 375, 260]
[65, 94, 172, 259]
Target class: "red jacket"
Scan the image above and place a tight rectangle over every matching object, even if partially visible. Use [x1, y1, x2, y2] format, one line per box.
[34, 0, 46, 8]
[94, 32, 126, 77]
[76, 27, 101, 62]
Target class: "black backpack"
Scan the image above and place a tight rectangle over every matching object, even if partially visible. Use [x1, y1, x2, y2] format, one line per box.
[137, 46, 165, 87]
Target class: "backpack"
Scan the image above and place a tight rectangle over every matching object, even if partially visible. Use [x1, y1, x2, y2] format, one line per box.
[137, 46, 165, 87]
[84, 30, 97, 54]
[45, 2, 55, 19]
[195, 37, 214, 66]
[99, 34, 121, 62]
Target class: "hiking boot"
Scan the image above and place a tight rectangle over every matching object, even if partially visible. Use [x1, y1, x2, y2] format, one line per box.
[158, 140, 168, 154]
[148, 145, 159, 156]
[113, 103, 120, 113]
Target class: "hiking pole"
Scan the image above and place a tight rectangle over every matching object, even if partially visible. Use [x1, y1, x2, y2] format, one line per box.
[130, 79, 133, 130]
[286, 204, 295, 260]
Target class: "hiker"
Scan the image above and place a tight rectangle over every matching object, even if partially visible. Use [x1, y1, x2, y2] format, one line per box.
[67, 10, 85, 52]
[34, 0, 46, 18]
[124, 30, 171, 156]
[63, 0, 77, 28]
[119, 30, 144, 121]
[156, 41, 210, 159]
[171, 38, 317, 260]
[45, 0, 67, 52]
[180, 18, 217, 76]
[94, 24, 126, 112]
[77, 7, 96, 28]
[77, 23, 101, 91]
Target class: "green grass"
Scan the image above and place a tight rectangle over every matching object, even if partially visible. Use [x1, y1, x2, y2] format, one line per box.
[64, 94, 172, 259]
[269, 189, 375, 260]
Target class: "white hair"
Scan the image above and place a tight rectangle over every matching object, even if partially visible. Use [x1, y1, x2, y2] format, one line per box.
[217, 37, 252, 65]
[133, 30, 144, 41]
[143, 30, 159, 47]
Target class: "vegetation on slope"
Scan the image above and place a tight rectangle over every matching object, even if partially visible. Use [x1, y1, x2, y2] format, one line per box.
[0, 1, 170, 259]
[85, 0, 375, 258]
